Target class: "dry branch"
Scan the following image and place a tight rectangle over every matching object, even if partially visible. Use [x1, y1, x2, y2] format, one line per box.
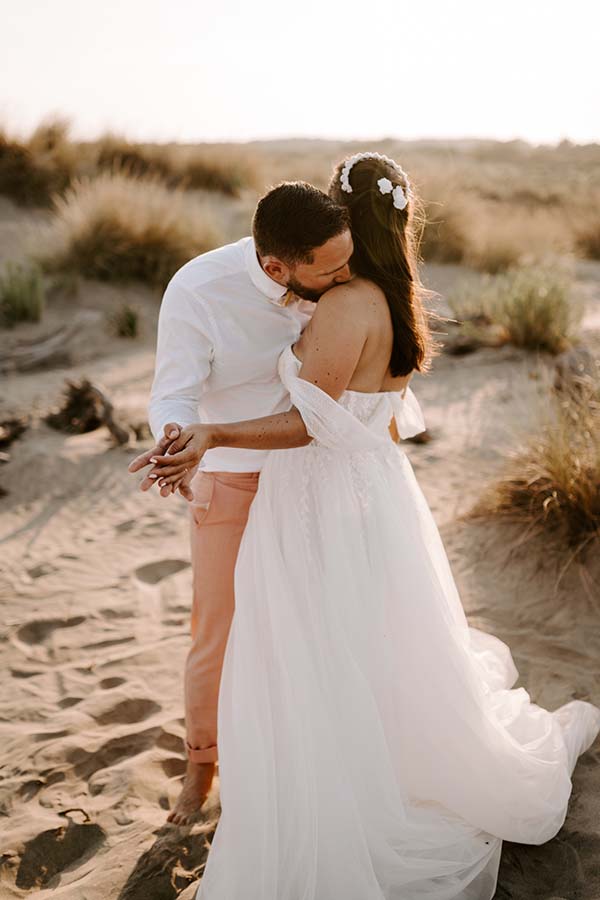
[45, 378, 131, 445]
[0, 321, 79, 373]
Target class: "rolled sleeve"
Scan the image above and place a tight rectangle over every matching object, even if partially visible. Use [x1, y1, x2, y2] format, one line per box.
[148, 278, 215, 443]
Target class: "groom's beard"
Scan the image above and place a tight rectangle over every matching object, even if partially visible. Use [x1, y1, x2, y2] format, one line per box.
[286, 275, 336, 304]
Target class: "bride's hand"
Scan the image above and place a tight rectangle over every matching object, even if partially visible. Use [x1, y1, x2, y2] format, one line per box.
[148, 424, 215, 495]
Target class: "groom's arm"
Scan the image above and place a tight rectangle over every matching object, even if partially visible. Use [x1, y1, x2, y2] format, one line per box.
[128, 279, 214, 484]
[148, 279, 214, 442]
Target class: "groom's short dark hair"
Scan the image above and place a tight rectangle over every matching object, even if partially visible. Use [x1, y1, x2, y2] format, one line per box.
[252, 181, 350, 265]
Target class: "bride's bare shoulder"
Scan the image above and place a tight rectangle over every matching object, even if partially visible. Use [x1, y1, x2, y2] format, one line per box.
[315, 277, 387, 323]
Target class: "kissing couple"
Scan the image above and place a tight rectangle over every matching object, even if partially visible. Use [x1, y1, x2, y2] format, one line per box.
[128, 151, 600, 900]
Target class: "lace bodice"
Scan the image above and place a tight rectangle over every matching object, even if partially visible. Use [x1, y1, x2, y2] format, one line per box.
[277, 344, 425, 448]
[333, 386, 391, 425]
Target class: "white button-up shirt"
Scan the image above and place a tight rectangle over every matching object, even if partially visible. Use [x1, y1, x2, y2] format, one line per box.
[148, 236, 314, 472]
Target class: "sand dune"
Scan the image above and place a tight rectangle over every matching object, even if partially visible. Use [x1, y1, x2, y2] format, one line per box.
[1, 224, 600, 897]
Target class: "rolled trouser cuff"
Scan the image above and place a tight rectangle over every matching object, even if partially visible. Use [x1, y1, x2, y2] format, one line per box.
[186, 740, 218, 764]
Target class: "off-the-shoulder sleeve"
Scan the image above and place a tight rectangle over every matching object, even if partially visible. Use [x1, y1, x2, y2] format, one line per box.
[389, 387, 426, 439]
[279, 344, 426, 450]
[286, 376, 389, 451]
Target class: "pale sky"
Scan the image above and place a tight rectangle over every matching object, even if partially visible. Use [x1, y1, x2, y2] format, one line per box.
[2, 0, 599, 145]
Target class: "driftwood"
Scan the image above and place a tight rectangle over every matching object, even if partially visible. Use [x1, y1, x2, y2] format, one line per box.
[0, 321, 79, 373]
[45, 378, 131, 445]
[0, 417, 29, 498]
[0, 416, 28, 449]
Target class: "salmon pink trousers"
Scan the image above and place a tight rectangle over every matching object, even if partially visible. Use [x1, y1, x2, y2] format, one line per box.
[185, 469, 260, 764]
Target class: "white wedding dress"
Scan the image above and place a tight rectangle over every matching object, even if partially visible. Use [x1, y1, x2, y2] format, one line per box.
[195, 344, 600, 900]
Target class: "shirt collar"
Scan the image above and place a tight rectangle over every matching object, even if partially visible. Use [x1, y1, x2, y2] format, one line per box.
[244, 237, 299, 308]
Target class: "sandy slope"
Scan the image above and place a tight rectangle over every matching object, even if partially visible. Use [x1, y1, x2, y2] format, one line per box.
[1, 221, 599, 899]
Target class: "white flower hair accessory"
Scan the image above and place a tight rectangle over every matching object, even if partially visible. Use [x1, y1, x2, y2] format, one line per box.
[377, 177, 393, 194]
[340, 151, 411, 211]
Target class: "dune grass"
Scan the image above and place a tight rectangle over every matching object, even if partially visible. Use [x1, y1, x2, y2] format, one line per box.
[0, 260, 45, 327]
[0, 131, 74, 207]
[448, 263, 582, 354]
[173, 147, 257, 196]
[27, 117, 72, 156]
[0, 117, 79, 207]
[1, 121, 599, 266]
[0, 119, 259, 207]
[106, 302, 140, 338]
[471, 371, 600, 568]
[2, 123, 600, 276]
[574, 209, 600, 260]
[94, 134, 173, 182]
[417, 182, 575, 274]
[419, 194, 474, 264]
[91, 134, 258, 197]
[30, 171, 222, 289]
[464, 207, 573, 274]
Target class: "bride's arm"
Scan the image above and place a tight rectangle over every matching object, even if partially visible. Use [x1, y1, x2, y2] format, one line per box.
[146, 285, 368, 493]
[132, 407, 311, 497]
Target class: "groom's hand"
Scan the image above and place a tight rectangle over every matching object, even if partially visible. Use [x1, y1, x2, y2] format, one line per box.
[145, 424, 214, 495]
[128, 422, 185, 495]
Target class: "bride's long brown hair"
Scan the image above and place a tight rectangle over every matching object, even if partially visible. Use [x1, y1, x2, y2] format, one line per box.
[328, 155, 444, 377]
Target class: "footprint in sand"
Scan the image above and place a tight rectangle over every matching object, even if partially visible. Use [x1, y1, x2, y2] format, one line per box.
[160, 757, 187, 778]
[115, 518, 136, 533]
[10, 667, 44, 679]
[26, 562, 58, 579]
[18, 780, 45, 801]
[100, 606, 136, 620]
[141, 520, 175, 535]
[18, 770, 66, 802]
[31, 729, 71, 743]
[99, 676, 126, 689]
[117, 830, 208, 900]
[15, 820, 106, 890]
[16, 615, 86, 645]
[88, 766, 132, 798]
[58, 696, 83, 709]
[156, 730, 185, 754]
[66, 726, 163, 779]
[116, 514, 165, 535]
[81, 636, 135, 651]
[134, 559, 190, 585]
[93, 697, 161, 726]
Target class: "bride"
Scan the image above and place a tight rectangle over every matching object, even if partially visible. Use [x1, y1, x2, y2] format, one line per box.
[149, 153, 600, 899]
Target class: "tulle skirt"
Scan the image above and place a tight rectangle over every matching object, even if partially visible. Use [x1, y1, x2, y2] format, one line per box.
[196, 440, 600, 900]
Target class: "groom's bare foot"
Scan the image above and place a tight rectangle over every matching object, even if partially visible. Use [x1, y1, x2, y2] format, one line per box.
[167, 759, 216, 825]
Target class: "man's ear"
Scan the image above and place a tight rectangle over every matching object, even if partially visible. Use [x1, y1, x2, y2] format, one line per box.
[261, 255, 290, 285]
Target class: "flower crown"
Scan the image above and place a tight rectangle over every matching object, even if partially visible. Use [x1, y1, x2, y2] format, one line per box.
[339, 152, 411, 210]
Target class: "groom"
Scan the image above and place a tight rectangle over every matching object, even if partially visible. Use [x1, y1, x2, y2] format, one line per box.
[129, 181, 353, 824]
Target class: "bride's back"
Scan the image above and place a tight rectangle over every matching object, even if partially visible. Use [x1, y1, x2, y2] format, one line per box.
[294, 275, 414, 396]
